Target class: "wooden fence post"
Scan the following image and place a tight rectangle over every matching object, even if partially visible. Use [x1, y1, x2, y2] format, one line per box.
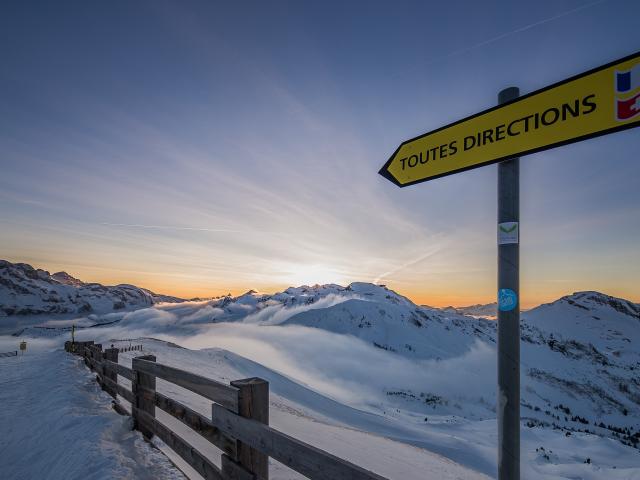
[225, 377, 269, 480]
[103, 347, 119, 398]
[87, 344, 102, 371]
[82, 341, 93, 356]
[90, 345, 104, 391]
[132, 355, 156, 439]
[95, 344, 102, 374]
[82, 341, 95, 365]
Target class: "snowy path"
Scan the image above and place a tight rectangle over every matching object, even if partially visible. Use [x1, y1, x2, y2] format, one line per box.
[0, 349, 183, 480]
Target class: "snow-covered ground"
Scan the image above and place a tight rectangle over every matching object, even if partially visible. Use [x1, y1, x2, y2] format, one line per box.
[113, 337, 640, 480]
[0, 344, 183, 479]
[1, 282, 639, 479]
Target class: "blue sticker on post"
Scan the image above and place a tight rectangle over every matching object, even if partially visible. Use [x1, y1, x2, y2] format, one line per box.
[498, 288, 518, 312]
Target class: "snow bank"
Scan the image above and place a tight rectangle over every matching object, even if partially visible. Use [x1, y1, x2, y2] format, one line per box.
[0, 349, 183, 479]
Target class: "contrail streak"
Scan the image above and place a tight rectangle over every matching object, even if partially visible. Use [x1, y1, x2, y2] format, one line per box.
[420, 0, 609, 69]
[100, 223, 243, 233]
[373, 246, 441, 284]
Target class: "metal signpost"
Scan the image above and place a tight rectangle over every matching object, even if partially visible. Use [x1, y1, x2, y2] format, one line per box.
[378, 51, 640, 480]
[497, 86, 520, 480]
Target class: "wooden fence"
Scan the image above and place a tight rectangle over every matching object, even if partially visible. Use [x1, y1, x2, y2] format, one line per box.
[64, 340, 386, 480]
[0, 350, 18, 358]
[116, 344, 143, 353]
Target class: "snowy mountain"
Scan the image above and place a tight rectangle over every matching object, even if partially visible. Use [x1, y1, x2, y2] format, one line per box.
[442, 302, 498, 319]
[152, 283, 640, 451]
[518, 292, 639, 448]
[0, 260, 184, 316]
[153, 281, 494, 361]
[4, 278, 639, 478]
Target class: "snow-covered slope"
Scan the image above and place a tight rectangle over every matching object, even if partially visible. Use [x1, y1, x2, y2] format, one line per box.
[518, 291, 640, 446]
[3, 282, 639, 478]
[0, 346, 183, 479]
[442, 303, 498, 320]
[154, 282, 496, 360]
[0, 260, 183, 316]
[154, 283, 640, 453]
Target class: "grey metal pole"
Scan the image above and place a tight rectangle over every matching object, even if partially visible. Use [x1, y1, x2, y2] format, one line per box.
[497, 86, 520, 480]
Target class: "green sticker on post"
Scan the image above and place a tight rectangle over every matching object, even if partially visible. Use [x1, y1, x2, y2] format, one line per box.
[498, 222, 519, 245]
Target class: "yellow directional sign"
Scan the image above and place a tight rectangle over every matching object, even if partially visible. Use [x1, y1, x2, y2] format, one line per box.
[379, 51, 640, 187]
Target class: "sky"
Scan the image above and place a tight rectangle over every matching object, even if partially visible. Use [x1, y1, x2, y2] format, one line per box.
[1, 0, 639, 308]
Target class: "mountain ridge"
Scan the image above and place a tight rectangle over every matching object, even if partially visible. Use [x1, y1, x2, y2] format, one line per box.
[0, 260, 184, 316]
[7, 260, 639, 459]
[174, 282, 640, 450]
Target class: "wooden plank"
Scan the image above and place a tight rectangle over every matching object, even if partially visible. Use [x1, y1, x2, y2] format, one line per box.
[112, 401, 129, 416]
[102, 348, 118, 398]
[103, 359, 133, 381]
[117, 383, 135, 404]
[88, 344, 102, 373]
[212, 405, 388, 480]
[97, 350, 106, 391]
[221, 454, 256, 480]
[134, 407, 223, 480]
[80, 341, 95, 364]
[102, 376, 135, 404]
[86, 355, 98, 371]
[133, 355, 156, 439]
[85, 347, 93, 369]
[149, 389, 237, 457]
[134, 359, 239, 412]
[231, 378, 269, 480]
[83, 341, 95, 352]
[117, 362, 133, 381]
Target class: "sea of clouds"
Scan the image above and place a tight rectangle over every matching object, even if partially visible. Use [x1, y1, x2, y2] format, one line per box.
[1, 299, 497, 414]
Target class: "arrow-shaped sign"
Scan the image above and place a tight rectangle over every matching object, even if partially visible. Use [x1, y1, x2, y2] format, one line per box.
[379, 51, 640, 187]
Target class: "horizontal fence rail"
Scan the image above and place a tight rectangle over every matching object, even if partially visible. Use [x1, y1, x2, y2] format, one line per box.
[134, 358, 239, 413]
[212, 405, 387, 480]
[148, 387, 237, 456]
[137, 405, 223, 480]
[64, 340, 388, 480]
[103, 359, 134, 381]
